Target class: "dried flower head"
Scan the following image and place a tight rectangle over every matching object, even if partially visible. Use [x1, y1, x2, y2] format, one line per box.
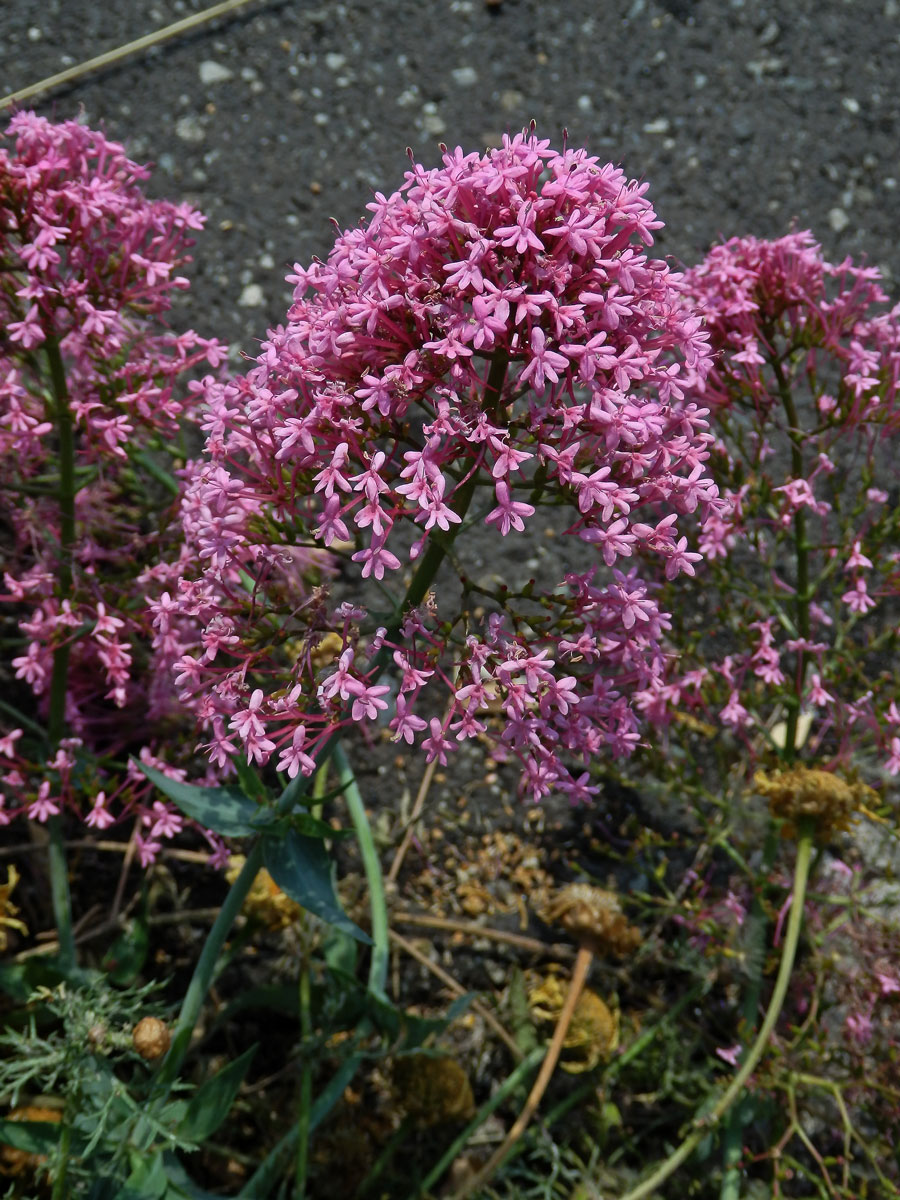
[753, 766, 875, 840]
[542, 883, 641, 957]
[0, 866, 28, 952]
[528, 973, 619, 1072]
[131, 1016, 171, 1061]
[391, 1054, 475, 1126]
[226, 856, 303, 930]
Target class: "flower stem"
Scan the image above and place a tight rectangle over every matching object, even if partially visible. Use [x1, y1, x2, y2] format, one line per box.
[50, 1115, 71, 1200]
[720, 819, 779, 1198]
[44, 337, 76, 972]
[619, 824, 814, 1200]
[295, 955, 313, 1198]
[333, 741, 389, 999]
[154, 840, 265, 1091]
[770, 346, 810, 762]
[154, 352, 510, 1107]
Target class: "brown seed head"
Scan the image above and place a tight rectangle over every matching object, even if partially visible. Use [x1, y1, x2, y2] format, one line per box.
[542, 883, 641, 957]
[754, 766, 875, 840]
[132, 1016, 171, 1061]
[391, 1054, 475, 1127]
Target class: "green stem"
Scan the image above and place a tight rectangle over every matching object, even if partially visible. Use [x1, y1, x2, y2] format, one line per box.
[620, 825, 815, 1200]
[238, 1054, 366, 1199]
[154, 841, 265, 1091]
[153, 352, 510, 1111]
[333, 742, 389, 1000]
[720, 820, 779, 1198]
[413, 1045, 545, 1200]
[770, 349, 810, 762]
[44, 337, 76, 972]
[296, 957, 312, 1198]
[50, 1116, 71, 1200]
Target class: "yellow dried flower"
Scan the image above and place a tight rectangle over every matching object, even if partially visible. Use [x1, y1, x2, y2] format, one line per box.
[226, 856, 302, 930]
[132, 1016, 171, 1061]
[0, 1106, 61, 1177]
[542, 883, 641, 957]
[753, 766, 874, 840]
[310, 631, 346, 670]
[0, 866, 28, 952]
[528, 974, 619, 1073]
[391, 1054, 475, 1126]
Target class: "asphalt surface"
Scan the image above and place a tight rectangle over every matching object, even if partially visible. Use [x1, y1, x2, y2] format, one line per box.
[3, 0, 900, 359]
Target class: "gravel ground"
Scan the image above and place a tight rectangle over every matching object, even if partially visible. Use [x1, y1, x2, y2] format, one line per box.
[3, 0, 900, 358]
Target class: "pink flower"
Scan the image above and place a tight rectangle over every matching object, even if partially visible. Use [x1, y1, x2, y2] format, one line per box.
[485, 481, 535, 536]
[715, 1043, 742, 1067]
[841, 577, 877, 614]
[846, 1010, 873, 1045]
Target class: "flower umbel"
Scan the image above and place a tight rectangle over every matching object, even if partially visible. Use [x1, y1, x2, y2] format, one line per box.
[158, 129, 722, 802]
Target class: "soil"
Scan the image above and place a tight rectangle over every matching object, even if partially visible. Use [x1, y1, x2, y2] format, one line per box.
[3, 0, 899, 359]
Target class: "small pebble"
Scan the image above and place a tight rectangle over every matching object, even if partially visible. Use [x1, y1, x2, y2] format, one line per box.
[238, 283, 265, 307]
[198, 60, 233, 85]
[828, 207, 850, 233]
[175, 115, 205, 143]
[451, 66, 478, 86]
[643, 118, 670, 134]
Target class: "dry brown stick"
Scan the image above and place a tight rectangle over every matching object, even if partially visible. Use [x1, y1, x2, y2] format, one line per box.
[448, 944, 594, 1200]
[110, 827, 138, 923]
[0, 0, 259, 108]
[386, 755, 440, 885]
[388, 928, 523, 1062]
[392, 910, 575, 959]
[0, 838, 214, 865]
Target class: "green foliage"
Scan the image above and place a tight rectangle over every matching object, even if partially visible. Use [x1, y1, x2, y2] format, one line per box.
[0, 971, 200, 1197]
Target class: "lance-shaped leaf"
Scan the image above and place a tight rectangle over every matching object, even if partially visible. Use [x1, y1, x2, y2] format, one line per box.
[263, 829, 372, 944]
[134, 761, 259, 838]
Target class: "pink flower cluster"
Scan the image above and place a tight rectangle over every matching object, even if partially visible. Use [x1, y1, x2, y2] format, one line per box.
[155, 131, 723, 801]
[0, 112, 225, 858]
[635, 232, 900, 781]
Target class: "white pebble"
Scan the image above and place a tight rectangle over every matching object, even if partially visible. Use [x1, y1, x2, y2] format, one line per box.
[198, 60, 233, 85]
[238, 283, 265, 307]
[174, 115, 205, 143]
[842, 96, 860, 114]
[828, 207, 850, 232]
[452, 66, 478, 86]
[325, 53, 346, 70]
[643, 118, 670, 134]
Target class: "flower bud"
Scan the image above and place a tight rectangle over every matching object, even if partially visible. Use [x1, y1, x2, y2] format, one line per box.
[132, 1016, 171, 1060]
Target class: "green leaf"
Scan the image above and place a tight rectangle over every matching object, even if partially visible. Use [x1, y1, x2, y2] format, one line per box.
[0, 1118, 61, 1155]
[135, 761, 259, 837]
[125, 1148, 168, 1198]
[177, 1045, 256, 1144]
[263, 829, 372, 944]
[323, 928, 358, 975]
